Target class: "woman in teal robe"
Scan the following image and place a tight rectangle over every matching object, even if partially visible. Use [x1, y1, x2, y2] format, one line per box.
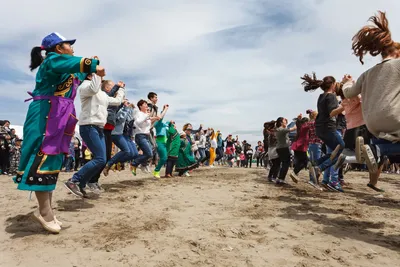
[14, 32, 104, 233]
[176, 132, 199, 176]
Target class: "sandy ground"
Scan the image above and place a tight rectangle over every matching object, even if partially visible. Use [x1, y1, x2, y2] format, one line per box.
[1, 167, 400, 267]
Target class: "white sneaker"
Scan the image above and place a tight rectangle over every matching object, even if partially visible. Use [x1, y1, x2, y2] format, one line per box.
[145, 166, 151, 173]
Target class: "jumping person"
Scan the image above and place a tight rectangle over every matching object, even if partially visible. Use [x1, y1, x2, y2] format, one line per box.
[340, 11, 400, 174]
[65, 74, 125, 198]
[153, 104, 170, 178]
[301, 73, 345, 192]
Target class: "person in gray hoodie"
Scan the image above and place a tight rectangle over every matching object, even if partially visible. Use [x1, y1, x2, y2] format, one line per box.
[102, 100, 138, 176]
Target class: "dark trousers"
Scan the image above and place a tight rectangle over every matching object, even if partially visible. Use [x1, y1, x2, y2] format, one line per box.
[246, 154, 253, 168]
[277, 147, 291, 180]
[74, 149, 80, 171]
[268, 158, 281, 178]
[215, 147, 224, 162]
[0, 148, 10, 173]
[165, 157, 177, 176]
[201, 150, 210, 165]
[293, 151, 308, 175]
[256, 156, 263, 167]
[104, 129, 113, 161]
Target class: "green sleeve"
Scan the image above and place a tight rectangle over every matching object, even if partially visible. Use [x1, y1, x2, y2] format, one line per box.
[47, 53, 99, 75]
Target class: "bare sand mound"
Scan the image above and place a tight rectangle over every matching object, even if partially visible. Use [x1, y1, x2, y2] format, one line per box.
[1, 168, 400, 267]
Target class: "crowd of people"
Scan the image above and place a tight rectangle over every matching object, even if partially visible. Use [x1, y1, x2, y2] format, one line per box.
[262, 11, 400, 192]
[0, 120, 23, 176]
[4, 11, 400, 234]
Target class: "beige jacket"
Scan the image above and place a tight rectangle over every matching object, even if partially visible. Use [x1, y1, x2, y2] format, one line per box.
[343, 58, 400, 142]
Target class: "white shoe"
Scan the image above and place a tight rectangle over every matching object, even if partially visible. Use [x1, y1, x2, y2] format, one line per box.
[54, 215, 63, 227]
[145, 166, 151, 173]
[33, 210, 61, 234]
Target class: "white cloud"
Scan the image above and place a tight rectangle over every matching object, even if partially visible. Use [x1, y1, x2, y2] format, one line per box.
[1, 0, 400, 144]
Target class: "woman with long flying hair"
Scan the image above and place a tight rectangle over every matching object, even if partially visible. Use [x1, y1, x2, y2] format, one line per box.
[340, 11, 400, 176]
[301, 73, 345, 192]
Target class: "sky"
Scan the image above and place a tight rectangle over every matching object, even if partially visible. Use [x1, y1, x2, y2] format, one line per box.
[1, 0, 400, 144]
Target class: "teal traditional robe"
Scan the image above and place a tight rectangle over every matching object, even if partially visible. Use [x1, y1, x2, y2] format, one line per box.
[15, 52, 98, 191]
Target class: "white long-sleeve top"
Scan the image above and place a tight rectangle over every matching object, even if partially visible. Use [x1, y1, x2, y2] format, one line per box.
[197, 134, 206, 148]
[78, 74, 125, 127]
[133, 109, 151, 135]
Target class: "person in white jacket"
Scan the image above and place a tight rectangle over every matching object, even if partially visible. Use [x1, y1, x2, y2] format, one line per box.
[64, 73, 125, 197]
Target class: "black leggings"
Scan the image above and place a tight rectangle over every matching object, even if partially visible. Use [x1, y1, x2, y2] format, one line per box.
[246, 154, 253, 168]
[268, 158, 281, 178]
[276, 147, 291, 180]
[104, 129, 113, 161]
[74, 150, 80, 171]
[293, 151, 308, 175]
[165, 157, 177, 176]
[0, 148, 10, 173]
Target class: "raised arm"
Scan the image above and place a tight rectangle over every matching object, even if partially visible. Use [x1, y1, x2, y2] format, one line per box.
[47, 53, 100, 75]
[330, 105, 345, 118]
[342, 74, 363, 99]
[107, 88, 125, 106]
[79, 74, 102, 97]
[159, 104, 170, 120]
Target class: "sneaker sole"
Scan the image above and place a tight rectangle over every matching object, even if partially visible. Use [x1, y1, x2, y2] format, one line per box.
[327, 184, 340, 192]
[308, 164, 317, 185]
[63, 183, 84, 198]
[333, 154, 346, 171]
[289, 173, 298, 183]
[307, 181, 323, 191]
[356, 137, 365, 163]
[321, 183, 334, 191]
[361, 145, 378, 173]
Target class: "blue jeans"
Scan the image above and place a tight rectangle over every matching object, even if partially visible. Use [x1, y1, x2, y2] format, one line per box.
[323, 146, 339, 184]
[72, 125, 106, 188]
[316, 129, 345, 171]
[132, 134, 153, 167]
[65, 157, 74, 171]
[198, 148, 206, 160]
[371, 138, 400, 156]
[308, 143, 321, 182]
[107, 135, 138, 166]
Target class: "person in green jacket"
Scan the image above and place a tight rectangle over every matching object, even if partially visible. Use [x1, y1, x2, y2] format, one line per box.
[14, 32, 104, 234]
[176, 131, 199, 176]
[153, 104, 169, 178]
[165, 121, 180, 177]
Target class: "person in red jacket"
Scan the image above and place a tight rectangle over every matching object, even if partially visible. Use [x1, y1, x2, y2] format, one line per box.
[290, 115, 313, 182]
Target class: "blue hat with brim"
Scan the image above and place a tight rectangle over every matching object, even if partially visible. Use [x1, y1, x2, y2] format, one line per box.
[41, 32, 76, 49]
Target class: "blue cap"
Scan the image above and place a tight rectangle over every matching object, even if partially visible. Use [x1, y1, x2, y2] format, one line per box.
[41, 32, 76, 49]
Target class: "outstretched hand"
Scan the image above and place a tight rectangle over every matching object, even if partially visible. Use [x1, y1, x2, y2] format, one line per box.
[341, 74, 352, 84]
[95, 65, 106, 77]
